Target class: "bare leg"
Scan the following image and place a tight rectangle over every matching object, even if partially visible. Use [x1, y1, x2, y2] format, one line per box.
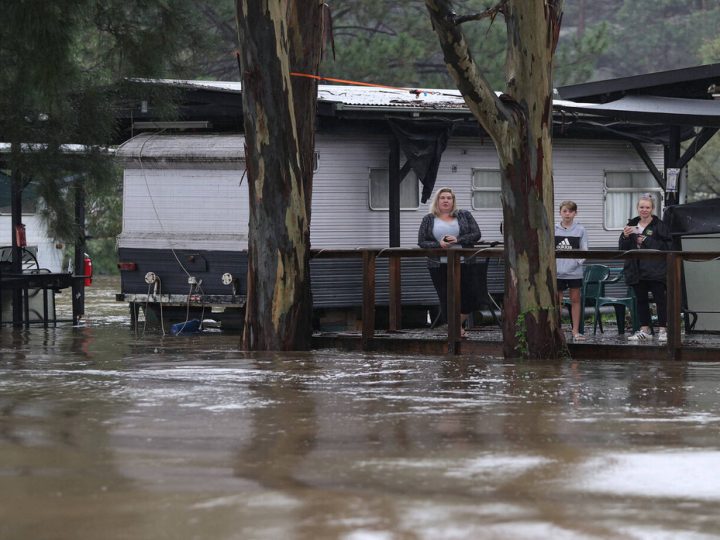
[570, 287, 582, 336]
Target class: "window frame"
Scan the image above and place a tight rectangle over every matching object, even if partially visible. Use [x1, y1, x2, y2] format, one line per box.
[367, 167, 420, 211]
[470, 167, 502, 210]
[603, 169, 664, 231]
[0, 169, 39, 215]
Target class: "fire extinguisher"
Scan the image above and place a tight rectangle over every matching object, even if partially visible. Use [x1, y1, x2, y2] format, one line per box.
[15, 223, 27, 248]
[83, 253, 93, 286]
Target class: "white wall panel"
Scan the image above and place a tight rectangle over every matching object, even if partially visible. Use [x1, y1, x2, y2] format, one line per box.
[119, 133, 663, 252]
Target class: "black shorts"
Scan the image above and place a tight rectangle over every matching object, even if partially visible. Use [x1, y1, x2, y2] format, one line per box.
[557, 278, 582, 291]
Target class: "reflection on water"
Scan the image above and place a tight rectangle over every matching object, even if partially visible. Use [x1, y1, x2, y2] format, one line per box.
[1, 277, 720, 539]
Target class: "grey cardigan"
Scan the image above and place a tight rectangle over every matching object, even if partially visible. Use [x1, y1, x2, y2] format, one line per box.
[417, 209, 482, 267]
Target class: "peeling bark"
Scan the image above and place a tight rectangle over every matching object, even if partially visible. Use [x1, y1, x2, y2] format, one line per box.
[426, 0, 566, 359]
[236, 1, 323, 350]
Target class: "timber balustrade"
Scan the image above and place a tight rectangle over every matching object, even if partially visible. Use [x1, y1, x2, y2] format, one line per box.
[310, 247, 720, 359]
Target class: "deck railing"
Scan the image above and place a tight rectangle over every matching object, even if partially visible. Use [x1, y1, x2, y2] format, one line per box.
[310, 247, 720, 359]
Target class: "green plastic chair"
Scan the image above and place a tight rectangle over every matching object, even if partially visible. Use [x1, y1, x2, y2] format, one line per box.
[592, 269, 639, 335]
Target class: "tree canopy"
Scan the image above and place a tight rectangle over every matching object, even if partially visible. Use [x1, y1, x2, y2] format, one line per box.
[0, 0, 221, 267]
[0, 0, 303, 272]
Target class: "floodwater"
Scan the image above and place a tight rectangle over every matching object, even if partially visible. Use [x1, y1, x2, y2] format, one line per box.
[1, 278, 720, 539]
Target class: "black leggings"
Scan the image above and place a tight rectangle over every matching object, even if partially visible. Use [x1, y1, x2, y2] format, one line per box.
[632, 280, 667, 328]
[429, 263, 480, 319]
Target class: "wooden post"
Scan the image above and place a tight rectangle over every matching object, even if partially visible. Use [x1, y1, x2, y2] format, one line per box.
[72, 180, 86, 325]
[447, 250, 461, 353]
[10, 163, 23, 326]
[389, 138, 401, 248]
[362, 250, 377, 349]
[388, 254, 401, 331]
[666, 252, 682, 360]
[664, 126, 681, 207]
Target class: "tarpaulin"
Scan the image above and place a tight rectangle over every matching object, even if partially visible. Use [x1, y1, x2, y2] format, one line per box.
[387, 117, 454, 203]
[663, 198, 720, 238]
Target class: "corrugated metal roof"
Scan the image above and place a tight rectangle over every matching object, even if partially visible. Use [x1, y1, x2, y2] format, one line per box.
[134, 78, 720, 124]
[134, 78, 469, 111]
[318, 84, 467, 109]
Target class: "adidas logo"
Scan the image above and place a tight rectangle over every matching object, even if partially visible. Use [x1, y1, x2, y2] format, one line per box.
[556, 238, 574, 250]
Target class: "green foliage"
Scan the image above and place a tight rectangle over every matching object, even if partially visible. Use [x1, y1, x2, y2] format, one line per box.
[594, 0, 720, 78]
[325, 1, 518, 89]
[554, 23, 610, 85]
[685, 34, 720, 201]
[0, 0, 217, 258]
[514, 306, 567, 359]
[324, 0, 609, 90]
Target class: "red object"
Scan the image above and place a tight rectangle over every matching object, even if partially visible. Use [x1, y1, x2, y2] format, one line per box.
[15, 224, 26, 247]
[117, 261, 137, 271]
[83, 254, 93, 286]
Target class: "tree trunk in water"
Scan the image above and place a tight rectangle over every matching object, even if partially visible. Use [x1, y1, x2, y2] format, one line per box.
[236, 1, 323, 350]
[426, 0, 566, 358]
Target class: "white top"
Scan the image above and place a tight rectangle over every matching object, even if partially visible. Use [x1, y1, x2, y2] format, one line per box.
[432, 217, 460, 264]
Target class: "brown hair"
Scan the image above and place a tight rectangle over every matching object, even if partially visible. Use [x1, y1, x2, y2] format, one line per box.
[559, 200, 577, 212]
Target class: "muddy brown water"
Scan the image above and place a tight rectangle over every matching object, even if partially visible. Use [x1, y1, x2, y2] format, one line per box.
[1, 277, 720, 539]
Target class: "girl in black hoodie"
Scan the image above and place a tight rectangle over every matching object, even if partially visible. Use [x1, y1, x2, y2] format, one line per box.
[619, 193, 672, 342]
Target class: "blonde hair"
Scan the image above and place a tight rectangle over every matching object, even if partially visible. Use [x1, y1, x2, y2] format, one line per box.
[429, 187, 457, 216]
[638, 193, 656, 210]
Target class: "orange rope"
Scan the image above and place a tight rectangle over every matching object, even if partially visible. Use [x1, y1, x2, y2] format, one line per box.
[290, 72, 410, 92]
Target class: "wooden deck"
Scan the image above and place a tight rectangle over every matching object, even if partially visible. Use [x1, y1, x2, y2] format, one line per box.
[311, 247, 720, 361]
[312, 325, 720, 361]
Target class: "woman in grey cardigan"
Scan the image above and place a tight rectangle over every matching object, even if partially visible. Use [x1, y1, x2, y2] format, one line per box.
[418, 187, 482, 337]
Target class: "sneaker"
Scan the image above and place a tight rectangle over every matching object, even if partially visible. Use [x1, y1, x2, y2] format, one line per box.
[572, 333, 585, 342]
[657, 329, 668, 342]
[627, 330, 651, 342]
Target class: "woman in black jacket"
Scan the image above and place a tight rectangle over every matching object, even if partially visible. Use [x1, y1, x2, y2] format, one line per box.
[418, 187, 481, 337]
[619, 193, 672, 342]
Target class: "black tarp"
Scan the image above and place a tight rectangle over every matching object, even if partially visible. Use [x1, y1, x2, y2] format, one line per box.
[387, 117, 455, 203]
[663, 198, 720, 245]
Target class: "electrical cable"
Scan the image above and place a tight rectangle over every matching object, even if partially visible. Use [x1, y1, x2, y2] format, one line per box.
[136, 129, 193, 279]
[156, 277, 165, 336]
[142, 281, 152, 337]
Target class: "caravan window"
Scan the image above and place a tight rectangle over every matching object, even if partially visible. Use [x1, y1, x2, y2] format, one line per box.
[368, 168, 420, 210]
[604, 171, 663, 229]
[0, 171, 39, 214]
[471, 168, 502, 209]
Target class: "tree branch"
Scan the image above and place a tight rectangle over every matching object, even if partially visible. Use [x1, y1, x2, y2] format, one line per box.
[454, 0, 508, 25]
[425, 0, 512, 142]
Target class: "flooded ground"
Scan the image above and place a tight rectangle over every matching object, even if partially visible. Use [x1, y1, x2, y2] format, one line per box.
[1, 277, 720, 539]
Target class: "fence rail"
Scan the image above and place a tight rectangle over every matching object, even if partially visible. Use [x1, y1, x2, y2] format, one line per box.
[310, 247, 720, 358]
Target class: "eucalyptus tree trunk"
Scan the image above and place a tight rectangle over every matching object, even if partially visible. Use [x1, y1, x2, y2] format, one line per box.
[236, 1, 323, 350]
[426, 0, 566, 358]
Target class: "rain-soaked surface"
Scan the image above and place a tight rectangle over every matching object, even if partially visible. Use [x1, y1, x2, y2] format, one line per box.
[1, 277, 720, 539]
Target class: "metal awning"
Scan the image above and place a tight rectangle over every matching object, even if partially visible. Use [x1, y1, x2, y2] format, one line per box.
[555, 96, 720, 127]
